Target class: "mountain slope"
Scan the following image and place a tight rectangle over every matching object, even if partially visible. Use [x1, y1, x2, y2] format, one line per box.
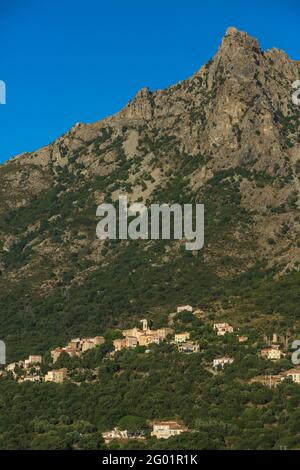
[0, 27, 300, 360]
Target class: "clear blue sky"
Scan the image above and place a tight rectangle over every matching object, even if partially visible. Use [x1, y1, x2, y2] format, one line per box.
[0, 0, 299, 163]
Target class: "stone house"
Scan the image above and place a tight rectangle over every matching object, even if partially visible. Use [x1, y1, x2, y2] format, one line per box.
[125, 336, 138, 348]
[238, 336, 248, 343]
[113, 336, 138, 351]
[260, 345, 283, 361]
[122, 327, 143, 339]
[19, 375, 41, 383]
[63, 348, 81, 359]
[51, 348, 66, 363]
[178, 342, 199, 354]
[174, 332, 190, 343]
[45, 368, 68, 383]
[138, 334, 162, 347]
[155, 328, 174, 339]
[102, 427, 145, 444]
[51, 335, 105, 362]
[6, 362, 22, 372]
[24, 355, 42, 368]
[151, 421, 188, 439]
[213, 323, 234, 336]
[67, 339, 81, 351]
[281, 369, 300, 384]
[81, 336, 105, 352]
[113, 338, 127, 351]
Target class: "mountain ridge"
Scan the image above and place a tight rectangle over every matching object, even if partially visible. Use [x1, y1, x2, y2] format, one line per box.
[0, 27, 300, 360]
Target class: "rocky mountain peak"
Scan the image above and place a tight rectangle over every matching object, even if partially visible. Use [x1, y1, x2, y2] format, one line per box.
[214, 27, 262, 81]
[222, 26, 261, 52]
[225, 26, 258, 41]
[118, 86, 154, 122]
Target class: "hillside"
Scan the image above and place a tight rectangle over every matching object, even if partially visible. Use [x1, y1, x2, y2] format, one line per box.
[0, 27, 300, 361]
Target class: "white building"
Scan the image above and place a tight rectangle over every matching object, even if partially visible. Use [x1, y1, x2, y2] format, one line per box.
[102, 428, 145, 444]
[177, 305, 193, 314]
[282, 369, 300, 384]
[213, 323, 234, 336]
[260, 345, 282, 361]
[178, 342, 200, 354]
[19, 375, 41, 383]
[174, 332, 190, 343]
[151, 421, 188, 439]
[213, 357, 234, 369]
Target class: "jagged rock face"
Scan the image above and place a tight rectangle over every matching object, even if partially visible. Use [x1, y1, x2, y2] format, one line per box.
[0, 28, 299, 247]
[0, 28, 300, 357]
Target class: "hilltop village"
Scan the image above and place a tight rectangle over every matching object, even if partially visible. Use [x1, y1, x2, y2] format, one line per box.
[1, 304, 300, 442]
[2, 304, 299, 387]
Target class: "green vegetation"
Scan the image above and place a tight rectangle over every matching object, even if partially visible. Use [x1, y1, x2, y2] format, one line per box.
[1, 327, 300, 450]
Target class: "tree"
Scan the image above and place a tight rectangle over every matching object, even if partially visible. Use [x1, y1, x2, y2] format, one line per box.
[117, 416, 147, 432]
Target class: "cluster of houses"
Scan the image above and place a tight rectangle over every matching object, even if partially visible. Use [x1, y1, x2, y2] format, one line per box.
[210, 325, 299, 377]
[113, 306, 200, 354]
[2, 303, 300, 444]
[3, 335, 105, 384]
[252, 336, 300, 388]
[51, 336, 105, 363]
[251, 370, 300, 389]
[211, 322, 235, 370]
[173, 332, 200, 353]
[2, 305, 300, 394]
[102, 420, 188, 443]
[260, 344, 284, 361]
[113, 319, 174, 350]
[151, 420, 188, 439]
[45, 368, 68, 383]
[102, 428, 146, 444]
[5, 355, 43, 383]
